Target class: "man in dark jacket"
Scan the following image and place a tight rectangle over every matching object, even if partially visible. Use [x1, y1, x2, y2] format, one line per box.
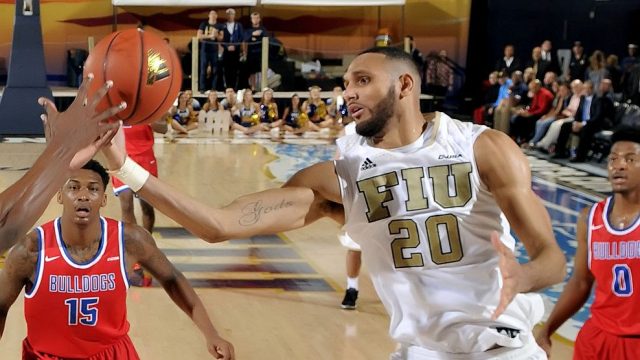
[554, 80, 615, 162]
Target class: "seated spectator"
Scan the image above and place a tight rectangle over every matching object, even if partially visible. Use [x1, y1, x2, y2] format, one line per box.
[543, 71, 557, 93]
[523, 66, 536, 85]
[493, 70, 527, 134]
[326, 86, 348, 126]
[258, 87, 282, 128]
[554, 79, 614, 162]
[528, 81, 571, 147]
[198, 91, 224, 133]
[170, 91, 198, 134]
[606, 54, 622, 95]
[510, 79, 555, 145]
[586, 50, 608, 91]
[202, 91, 221, 112]
[232, 88, 269, 134]
[282, 94, 318, 134]
[536, 80, 585, 152]
[495, 44, 521, 76]
[302, 86, 333, 128]
[473, 71, 499, 125]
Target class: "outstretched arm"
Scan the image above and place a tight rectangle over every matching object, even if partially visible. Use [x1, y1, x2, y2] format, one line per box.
[124, 224, 234, 359]
[102, 131, 342, 243]
[0, 232, 38, 338]
[535, 208, 593, 357]
[475, 129, 566, 318]
[0, 77, 122, 253]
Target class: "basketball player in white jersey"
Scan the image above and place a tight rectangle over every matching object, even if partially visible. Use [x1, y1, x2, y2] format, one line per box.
[101, 47, 566, 359]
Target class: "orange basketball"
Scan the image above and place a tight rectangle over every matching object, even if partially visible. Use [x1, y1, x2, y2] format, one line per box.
[83, 28, 182, 126]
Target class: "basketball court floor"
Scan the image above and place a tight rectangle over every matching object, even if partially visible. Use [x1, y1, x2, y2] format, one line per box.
[0, 124, 600, 359]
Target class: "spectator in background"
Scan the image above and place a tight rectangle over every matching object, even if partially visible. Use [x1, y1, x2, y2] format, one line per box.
[510, 79, 555, 145]
[282, 94, 312, 133]
[242, 12, 267, 91]
[302, 86, 333, 128]
[606, 54, 622, 95]
[495, 44, 521, 76]
[568, 41, 588, 82]
[536, 80, 584, 153]
[486, 71, 512, 127]
[222, 8, 245, 90]
[554, 79, 614, 162]
[493, 70, 528, 134]
[623, 63, 640, 105]
[170, 91, 198, 134]
[523, 66, 536, 85]
[622, 43, 639, 73]
[528, 81, 572, 148]
[473, 71, 499, 125]
[197, 10, 223, 92]
[528, 47, 551, 81]
[543, 71, 558, 93]
[258, 87, 282, 128]
[426, 50, 453, 96]
[541, 40, 560, 74]
[586, 50, 608, 91]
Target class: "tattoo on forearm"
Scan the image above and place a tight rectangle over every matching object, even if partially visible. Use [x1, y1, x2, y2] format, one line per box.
[239, 199, 294, 226]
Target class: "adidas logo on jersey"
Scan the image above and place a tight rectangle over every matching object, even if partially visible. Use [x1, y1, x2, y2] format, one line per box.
[361, 158, 376, 171]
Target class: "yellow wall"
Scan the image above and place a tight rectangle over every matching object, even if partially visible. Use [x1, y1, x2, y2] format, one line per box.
[0, 0, 469, 79]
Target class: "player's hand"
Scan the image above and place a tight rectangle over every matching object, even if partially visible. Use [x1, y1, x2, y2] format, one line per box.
[101, 125, 127, 171]
[534, 326, 552, 358]
[207, 335, 235, 359]
[39, 74, 125, 154]
[491, 231, 525, 320]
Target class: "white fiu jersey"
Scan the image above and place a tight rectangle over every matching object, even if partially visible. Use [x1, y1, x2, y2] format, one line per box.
[334, 113, 543, 353]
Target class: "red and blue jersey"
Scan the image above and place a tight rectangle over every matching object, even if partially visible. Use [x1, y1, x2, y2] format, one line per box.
[587, 197, 640, 335]
[123, 124, 154, 157]
[24, 217, 131, 358]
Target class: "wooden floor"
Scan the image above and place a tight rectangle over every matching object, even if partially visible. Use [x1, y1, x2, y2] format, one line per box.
[0, 137, 574, 359]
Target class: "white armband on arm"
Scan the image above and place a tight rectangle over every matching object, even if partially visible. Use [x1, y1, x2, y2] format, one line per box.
[109, 157, 150, 192]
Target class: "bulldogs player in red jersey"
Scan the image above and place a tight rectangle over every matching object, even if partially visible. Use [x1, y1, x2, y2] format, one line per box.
[112, 120, 166, 235]
[113, 120, 167, 286]
[0, 160, 234, 359]
[536, 128, 640, 359]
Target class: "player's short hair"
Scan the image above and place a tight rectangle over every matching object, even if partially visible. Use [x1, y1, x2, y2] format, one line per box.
[81, 160, 110, 190]
[358, 46, 421, 77]
[611, 127, 640, 146]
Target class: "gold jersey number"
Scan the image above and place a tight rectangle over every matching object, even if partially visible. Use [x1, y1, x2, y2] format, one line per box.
[389, 214, 463, 268]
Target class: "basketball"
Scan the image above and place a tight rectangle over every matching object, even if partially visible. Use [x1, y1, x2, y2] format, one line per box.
[83, 28, 182, 126]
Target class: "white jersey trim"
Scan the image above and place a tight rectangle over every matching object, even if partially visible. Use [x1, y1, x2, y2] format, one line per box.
[602, 196, 640, 235]
[24, 227, 45, 299]
[118, 221, 130, 290]
[55, 217, 108, 269]
[587, 202, 598, 270]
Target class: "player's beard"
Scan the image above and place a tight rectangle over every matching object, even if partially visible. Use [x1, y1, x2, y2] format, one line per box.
[355, 85, 396, 138]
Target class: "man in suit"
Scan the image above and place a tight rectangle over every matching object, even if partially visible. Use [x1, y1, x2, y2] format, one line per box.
[495, 44, 521, 76]
[553, 80, 615, 162]
[540, 40, 560, 75]
[528, 47, 552, 81]
[221, 8, 245, 90]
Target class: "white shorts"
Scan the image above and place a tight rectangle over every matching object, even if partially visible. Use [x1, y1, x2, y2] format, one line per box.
[389, 332, 547, 360]
[338, 231, 361, 251]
